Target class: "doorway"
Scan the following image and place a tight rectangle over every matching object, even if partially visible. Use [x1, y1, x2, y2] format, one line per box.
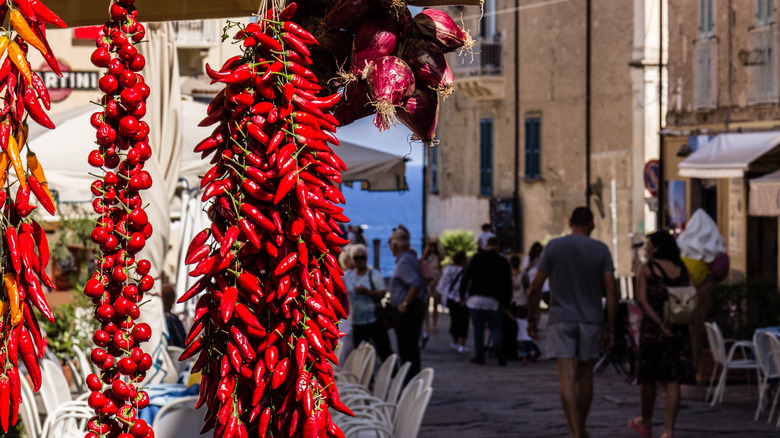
[747, 216, 778, 284]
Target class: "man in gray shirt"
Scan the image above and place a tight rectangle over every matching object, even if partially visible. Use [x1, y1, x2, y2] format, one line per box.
[527, 207, 617, 438]
[388, 225, 425, 379]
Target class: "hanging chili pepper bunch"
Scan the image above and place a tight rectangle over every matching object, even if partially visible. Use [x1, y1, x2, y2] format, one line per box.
[0, 0, 67, 432]
[179, 2, 354, 436]
[83, 1, 155, 438]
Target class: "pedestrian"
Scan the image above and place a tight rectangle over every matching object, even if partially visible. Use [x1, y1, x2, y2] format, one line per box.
[526, 206, 618, 438]
[511, 254, 539, 363]
[344, 244, 393, 360]
[522, 242, 549, 304]
[354, 226, 367, 245]
[346, 224, 358, 244]
[628, 231, 695, 438]
[421, 237, 443, 346]
[460, 237, 512, 366]
[477, 223, 495, 250]
[161, 284, 186, 348]
[438, 251, 469, 353]
[388, 225, 426, 379]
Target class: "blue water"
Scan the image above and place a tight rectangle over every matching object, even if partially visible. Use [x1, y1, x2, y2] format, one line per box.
[341, 164, 423, 277]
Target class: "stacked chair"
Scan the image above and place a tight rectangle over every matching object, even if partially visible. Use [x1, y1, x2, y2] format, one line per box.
[330, 343, 434, 438]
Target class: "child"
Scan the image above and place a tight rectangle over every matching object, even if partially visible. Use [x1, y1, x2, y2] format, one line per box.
[516, 314, 540, 365]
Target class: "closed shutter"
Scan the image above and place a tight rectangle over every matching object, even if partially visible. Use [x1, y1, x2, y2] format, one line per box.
[524, 117, 541, 180]
[479, 118, 493, 196]
[757, 0, 778, 25]
[700, 0, 714, 37]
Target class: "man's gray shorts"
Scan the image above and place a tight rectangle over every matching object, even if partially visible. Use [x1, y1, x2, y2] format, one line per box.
[546, 322, 602, 361]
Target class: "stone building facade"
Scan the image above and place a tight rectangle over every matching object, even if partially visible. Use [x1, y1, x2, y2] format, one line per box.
[425, 0, 666, 276]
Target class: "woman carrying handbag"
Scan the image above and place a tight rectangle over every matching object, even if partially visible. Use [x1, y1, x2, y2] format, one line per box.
[629, 231, 696, 438]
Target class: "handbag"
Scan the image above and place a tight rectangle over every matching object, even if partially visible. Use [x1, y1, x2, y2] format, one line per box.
[663, 286, 696, 325]
[367, 268, 394, 329]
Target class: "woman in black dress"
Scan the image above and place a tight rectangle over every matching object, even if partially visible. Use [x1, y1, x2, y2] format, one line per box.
[628, 231, 695, 438]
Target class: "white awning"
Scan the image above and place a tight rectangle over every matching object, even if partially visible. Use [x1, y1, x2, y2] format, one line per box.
[678, 131, 780, 178]
[749, 169, 780, 216]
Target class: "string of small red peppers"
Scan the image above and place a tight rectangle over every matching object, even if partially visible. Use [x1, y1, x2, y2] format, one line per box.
[179, 2, 354, 437]
[0, 0, 67, 432]
[83, 1, 155, 438]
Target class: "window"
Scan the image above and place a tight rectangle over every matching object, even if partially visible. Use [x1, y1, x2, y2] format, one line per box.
[479, 118, 493, 196]
[430, 146, 439, 193]
[480, 0, 496, 38]
[699, 0, 714, 38]
[757, 0, 778, 27]
[524, 117, 541, 180]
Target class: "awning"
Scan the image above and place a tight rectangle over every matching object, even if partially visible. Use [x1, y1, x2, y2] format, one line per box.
[47, 0, 481, 28]
[678, 131, 780, 178]
[749, 169, 780, 216]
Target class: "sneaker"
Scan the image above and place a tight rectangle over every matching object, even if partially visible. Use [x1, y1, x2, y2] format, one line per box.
[457, 345, 469, 354]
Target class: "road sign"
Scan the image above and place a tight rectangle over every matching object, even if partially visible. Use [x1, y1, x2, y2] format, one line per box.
[644, 159, 660, 197]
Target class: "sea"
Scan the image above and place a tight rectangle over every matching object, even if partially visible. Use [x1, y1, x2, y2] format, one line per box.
[341, 164, 423, 277]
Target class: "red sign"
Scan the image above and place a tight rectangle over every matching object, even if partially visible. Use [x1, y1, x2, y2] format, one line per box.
[38, 61, 99, 102]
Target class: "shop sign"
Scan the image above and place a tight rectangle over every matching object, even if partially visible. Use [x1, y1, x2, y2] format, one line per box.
[38, 62, 99, 102]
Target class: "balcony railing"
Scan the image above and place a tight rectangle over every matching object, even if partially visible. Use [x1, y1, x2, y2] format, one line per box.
[172, 20, 220, 46]
[450, 36, 502, 77]
[748, 25, 779, 105]
[693, 38, 718, 109]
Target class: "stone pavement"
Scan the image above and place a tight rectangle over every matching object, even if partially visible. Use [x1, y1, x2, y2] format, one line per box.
[414, 313, 779, 438]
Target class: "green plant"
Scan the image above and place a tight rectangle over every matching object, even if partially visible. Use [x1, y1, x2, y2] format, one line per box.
[439, 229, 478, 265]
[52, 204, 99, 288]
[38, 286, 99, 362]
[710, 276, 780, 340]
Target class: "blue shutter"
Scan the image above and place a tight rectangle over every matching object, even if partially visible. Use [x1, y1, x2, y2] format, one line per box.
[525, 117, 541, 179]
[479, 118, 493, 196]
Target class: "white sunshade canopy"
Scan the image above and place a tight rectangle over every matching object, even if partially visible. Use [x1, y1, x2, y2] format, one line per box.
[749, 169, 780, 216]
[678, 131, 780, 178]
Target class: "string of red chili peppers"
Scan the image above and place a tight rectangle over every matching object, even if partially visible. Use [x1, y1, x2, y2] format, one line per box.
[179, 3, 354, 437]
[0, 0, 68, 431]
[83, 1, 156, 438]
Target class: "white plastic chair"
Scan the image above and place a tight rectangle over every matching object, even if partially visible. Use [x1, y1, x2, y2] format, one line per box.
[338, 379, 433, 438]
[336, 343, 375, 385]
[340, 354, 398, 406]
[704, 321, 760, 406]
[19, 374, 42, 438]
[71, 345, 95, 384]
[754, 331, 778, 420]
[20, 372, 91, 438]
[765, 335, 780, 425]
[385, 362, 412, 405]
[152, 395, 209, 438]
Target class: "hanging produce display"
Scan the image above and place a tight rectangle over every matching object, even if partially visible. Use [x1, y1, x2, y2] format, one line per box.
[179, 2, 355, 436]
[84, 1, 156, 438]
[0, 0, 66, 431]
[294, 0, 472, 144]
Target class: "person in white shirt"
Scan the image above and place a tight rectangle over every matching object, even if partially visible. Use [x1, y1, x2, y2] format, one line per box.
[477, 223, 495, 250]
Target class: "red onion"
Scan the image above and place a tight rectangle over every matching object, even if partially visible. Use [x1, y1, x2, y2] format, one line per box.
[324, 0, 381, 30]
[413, 8, 472, 53]
[401, 38, 454, 99]
[332, 79, 374, 126]
[365, 56, 415, 131]
[351, 14, 399, 76]
[399, 88, 439, 145]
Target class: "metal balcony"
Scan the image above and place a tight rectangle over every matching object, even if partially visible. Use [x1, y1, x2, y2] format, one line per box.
[172, 20, 221, 47]
[451, 36, 504, 100]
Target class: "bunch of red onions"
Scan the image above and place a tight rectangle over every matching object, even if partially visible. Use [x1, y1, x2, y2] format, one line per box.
[295, 2, 471, 144]
[84, 1, 156, 437]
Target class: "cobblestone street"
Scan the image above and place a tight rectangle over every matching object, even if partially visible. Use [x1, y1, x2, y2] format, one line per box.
[416, 313, 779, 438]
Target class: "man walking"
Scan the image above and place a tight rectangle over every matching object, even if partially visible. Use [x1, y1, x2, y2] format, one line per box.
[527, 207, 617, 438]
[460, 237, 512, 366]
[388, 225, 426, 379]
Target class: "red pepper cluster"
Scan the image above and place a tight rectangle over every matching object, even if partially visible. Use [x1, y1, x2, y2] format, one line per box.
[0, 0, 67, 432]
[83, 1, 155, 438]
[179, 3, 353, 437]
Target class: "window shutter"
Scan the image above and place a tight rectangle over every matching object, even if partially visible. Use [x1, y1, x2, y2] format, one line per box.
[700, 0, 714, 36]
[524, 118, 541, 180]
[770, 0, 777, 24]
[479, 119, 493, 196]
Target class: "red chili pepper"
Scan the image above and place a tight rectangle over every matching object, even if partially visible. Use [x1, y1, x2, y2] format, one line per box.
[239, 202, 275, 232]
[27, 174, 55, 215]
[30, 0, 66, 27]
[271, 358, 290, 389]
[0, 377, 9, 432]
[295, 337, 308, 371]
[259, 407, 272, 437]
[179, 338, 203, 361]
[29, 71, 50, 110]
[7, 226, 21, 273]
[282, 22, 317, 44]
[248, 29, 282, 52]
[19, 328, 41, 390]
[220, 226, 239, 258]
[281, 32, 311, 57]
[220, 286, 238, 323]
[205, 63, 252, 84]
[304, 325, 327, 356]
[274, 171, 298, 204]
[24, 88, 54, 129]
[273, 252, 298, 277]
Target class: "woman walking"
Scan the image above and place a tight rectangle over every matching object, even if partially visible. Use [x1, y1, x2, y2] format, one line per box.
[438, 251, 469, 353]
[628, 231, 696, 438]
